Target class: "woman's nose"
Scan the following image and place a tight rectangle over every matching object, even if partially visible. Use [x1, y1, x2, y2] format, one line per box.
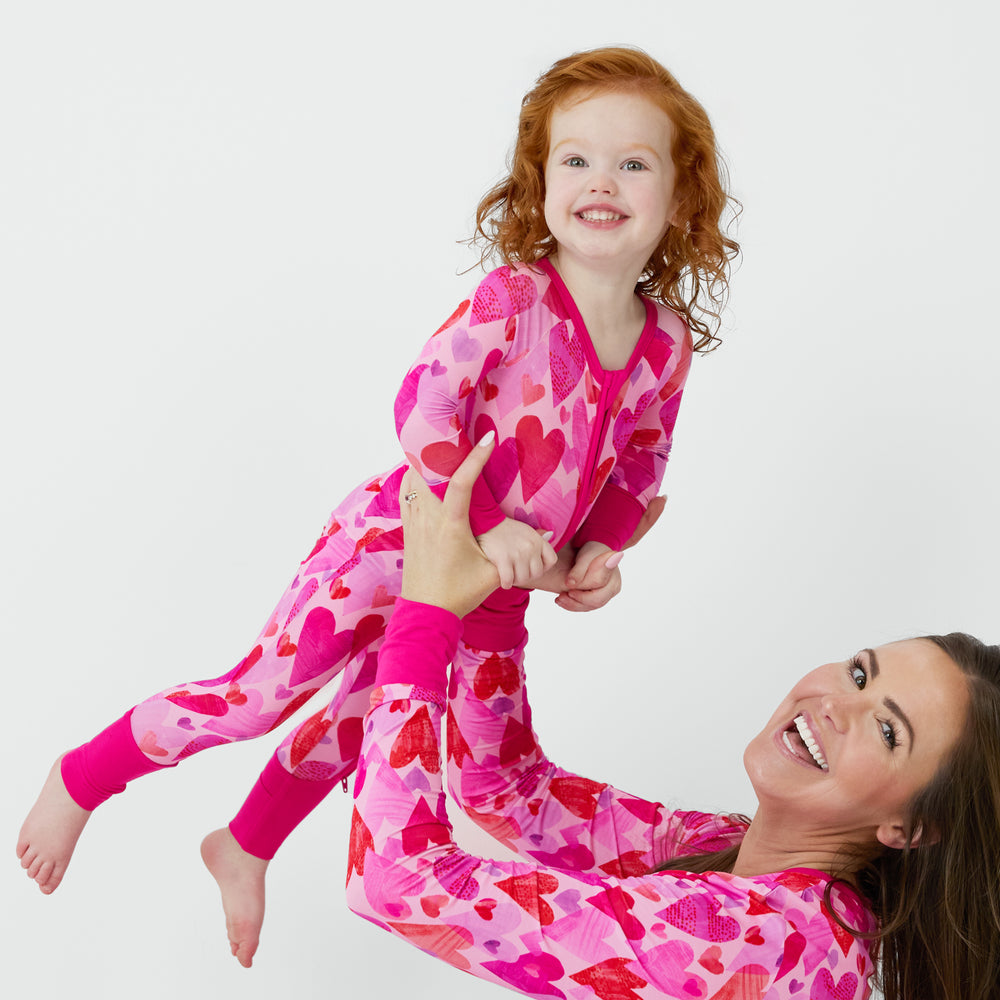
[819, 694, 852, 733]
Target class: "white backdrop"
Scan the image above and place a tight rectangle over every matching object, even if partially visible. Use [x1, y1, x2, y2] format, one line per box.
[3, 2, 997, 997]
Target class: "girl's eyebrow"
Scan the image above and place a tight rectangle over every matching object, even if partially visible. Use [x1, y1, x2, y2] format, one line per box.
[550, 138, 663, 161]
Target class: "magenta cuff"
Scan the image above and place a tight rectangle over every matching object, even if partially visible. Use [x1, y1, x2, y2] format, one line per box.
[61, 711, 173, 811]
[427, 475, 506, 537]
[573, 483, 643, 551]
[228, 754, 337, 860]
[461, 587, 529, 651]
[375, 599, 462, 692]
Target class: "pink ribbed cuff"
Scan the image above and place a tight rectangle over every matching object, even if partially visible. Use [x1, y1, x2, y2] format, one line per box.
[573, 483, 643, 551]
[229, 754, 338, 860]
[461, 587, 529, 651]
[375, 599, 462, 692]
[61, 711, 172, 811]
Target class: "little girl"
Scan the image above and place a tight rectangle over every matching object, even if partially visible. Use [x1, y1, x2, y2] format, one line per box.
[18, 45, 738, 966]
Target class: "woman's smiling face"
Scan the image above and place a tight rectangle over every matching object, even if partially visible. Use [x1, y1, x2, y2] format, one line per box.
[744, 639, 970, 850]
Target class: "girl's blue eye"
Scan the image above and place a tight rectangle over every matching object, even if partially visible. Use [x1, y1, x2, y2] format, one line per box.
[565, 156, 586, 168]
[622, 160, 646, 171]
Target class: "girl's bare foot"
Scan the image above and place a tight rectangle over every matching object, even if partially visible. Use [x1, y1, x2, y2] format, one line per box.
[16, 755, 92, 894]
[201, 827, 269, 968]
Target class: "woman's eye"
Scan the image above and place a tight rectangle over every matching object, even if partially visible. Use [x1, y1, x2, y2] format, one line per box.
[880, 719, 899, 750]
[849, 660, 867, 689]
[622, 159, 646, 171]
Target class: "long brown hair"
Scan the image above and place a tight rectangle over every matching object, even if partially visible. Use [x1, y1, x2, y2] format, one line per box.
[655, 633, 1000, 1000]
[471, 46, 740, 352]
[862, 633, 1000, 999]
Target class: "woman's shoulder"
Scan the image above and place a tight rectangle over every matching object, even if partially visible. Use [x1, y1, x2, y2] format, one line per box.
[666, 808, 749, 853]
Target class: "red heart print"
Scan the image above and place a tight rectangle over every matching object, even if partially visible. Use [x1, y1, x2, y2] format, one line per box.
[521, 372, 545, 406]
[420, 439, 469, 477]
[389, 705, 440, 773]
[164, 691, 229, 716]
[514, 415, 565, 502]
[548, 775, 605, 820]
[138, 731, 169, 757]
[432, 300, 470, 336]
[224, 682, 247, 706]
[421, 894, 449, 919]
[289, 713, 333, 770]
[698, 945, 724, 974]
[372, 585, 395, 608]
[495, 871, 559, 925]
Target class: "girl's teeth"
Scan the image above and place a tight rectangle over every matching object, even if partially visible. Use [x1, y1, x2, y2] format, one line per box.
[580, 210, 623, 221]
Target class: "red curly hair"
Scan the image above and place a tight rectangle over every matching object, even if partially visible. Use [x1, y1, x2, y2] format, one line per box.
[473, 47, 740, 351]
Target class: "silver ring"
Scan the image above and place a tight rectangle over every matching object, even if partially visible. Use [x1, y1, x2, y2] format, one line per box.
[403, 491, 419, 505]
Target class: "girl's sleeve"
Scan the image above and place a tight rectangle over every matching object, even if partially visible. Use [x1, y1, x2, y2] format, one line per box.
[394, 274, 519, 536]
[347, 602, 866, 999]
[445, 634, 737, 877]
[574, 326, 694, 552]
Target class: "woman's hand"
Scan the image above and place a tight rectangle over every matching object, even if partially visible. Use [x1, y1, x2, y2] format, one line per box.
[399, 436, 501, 618]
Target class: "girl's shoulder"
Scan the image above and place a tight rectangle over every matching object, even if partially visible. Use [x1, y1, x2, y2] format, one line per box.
[644, 296, 694, 352]
[465, 261, 553, 327]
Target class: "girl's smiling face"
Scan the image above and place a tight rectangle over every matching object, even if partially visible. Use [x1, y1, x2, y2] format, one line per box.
[543, 90, 678, 280]
[744, 639, 970, 850]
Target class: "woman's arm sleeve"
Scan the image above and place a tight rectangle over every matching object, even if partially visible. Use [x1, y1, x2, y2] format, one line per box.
[445, 635, 721, 877]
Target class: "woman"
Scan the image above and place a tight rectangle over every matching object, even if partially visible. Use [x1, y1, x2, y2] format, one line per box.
[346, 436, 1000, 1000]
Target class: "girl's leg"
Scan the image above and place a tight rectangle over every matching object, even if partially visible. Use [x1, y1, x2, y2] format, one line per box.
[202, 650, 379, 967]
[200, 592, 527, 964]
[17, 469, 406, 893]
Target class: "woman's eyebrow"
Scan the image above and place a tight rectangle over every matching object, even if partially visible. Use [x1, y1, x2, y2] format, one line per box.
[885, 697, 915, 752]
[866, 650, 915, 751]
[865, 648, 880, 678]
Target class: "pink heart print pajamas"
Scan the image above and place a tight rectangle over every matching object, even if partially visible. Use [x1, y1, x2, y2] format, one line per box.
[61, 258, 692, 860]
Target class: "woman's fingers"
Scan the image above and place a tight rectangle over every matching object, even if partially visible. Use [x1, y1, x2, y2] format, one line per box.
[623, 495, 666, 550]
[442, 432, 495, 523]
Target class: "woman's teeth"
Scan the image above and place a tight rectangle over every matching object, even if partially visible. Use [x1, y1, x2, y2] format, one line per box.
[782, 715, 828, 770]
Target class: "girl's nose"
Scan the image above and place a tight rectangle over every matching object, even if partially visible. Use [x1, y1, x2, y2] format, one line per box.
[589, 170, 617, 195]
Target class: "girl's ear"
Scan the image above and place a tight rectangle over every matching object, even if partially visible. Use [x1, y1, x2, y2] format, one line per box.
[876, 821, 937, 850]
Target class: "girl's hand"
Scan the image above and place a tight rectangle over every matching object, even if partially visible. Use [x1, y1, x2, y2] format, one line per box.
[399, 438, 500, 617]
[476, 518, 558, 590]
[555, 541, 623, 613]
[545, 496, 666, 612]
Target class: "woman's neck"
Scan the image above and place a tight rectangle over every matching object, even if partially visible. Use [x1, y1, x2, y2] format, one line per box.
[731, 813, 868, 883]
[548, 253, 647, 370]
